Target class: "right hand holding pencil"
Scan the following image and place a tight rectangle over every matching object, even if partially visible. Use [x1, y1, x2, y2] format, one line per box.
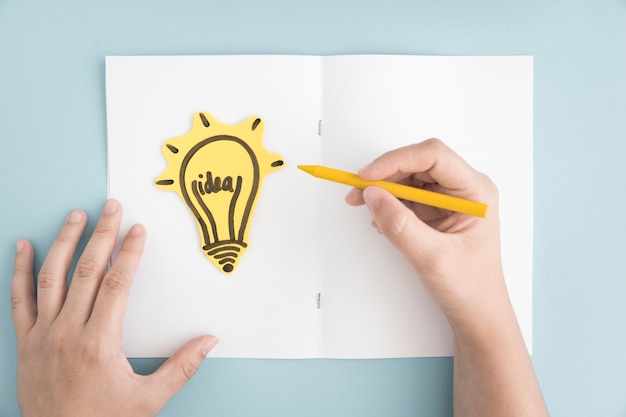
[344, 138, 507, 331]
[345, 138, 548, 416]
[346, 139, 548, 417]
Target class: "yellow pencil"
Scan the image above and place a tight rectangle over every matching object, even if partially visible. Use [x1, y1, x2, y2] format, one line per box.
[298, 165, 488, 218]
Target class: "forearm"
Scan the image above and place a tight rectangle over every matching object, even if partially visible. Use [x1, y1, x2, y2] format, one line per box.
[452, 300, 548, 417]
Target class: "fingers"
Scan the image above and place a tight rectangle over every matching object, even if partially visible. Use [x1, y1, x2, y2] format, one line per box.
[146, 336, 219, 408]
[345, 186, 366, 206]
[11, 240, 37, 339]
[362, 186, 441, 269]
[346, 138, 497, 219]
[61, 200, 122, 324]
[88, 224, 146, 337]
[35, 210, 87, 324]
[358, 139, 482, 199]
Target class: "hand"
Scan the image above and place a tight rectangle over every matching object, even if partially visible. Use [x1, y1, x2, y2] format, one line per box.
[11, 200, 218, 417]
[346, 139, 548, 416]
[345, 139, 506, 333]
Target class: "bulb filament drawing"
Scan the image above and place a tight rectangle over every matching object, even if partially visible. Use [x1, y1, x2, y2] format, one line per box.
[155, 112, 284, 274]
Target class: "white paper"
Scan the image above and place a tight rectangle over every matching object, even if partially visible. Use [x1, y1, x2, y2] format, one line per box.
[106, 55, 533, 358]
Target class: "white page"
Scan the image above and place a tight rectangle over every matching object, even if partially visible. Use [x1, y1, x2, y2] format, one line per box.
[319, 56, 533, 357]
[107, 55, 532, 359]
[106, 56, 323, 358]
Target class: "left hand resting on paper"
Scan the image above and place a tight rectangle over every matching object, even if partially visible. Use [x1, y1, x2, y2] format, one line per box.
[11, 199, 218, 417]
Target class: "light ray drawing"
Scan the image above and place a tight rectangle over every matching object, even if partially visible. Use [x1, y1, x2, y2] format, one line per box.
[155, 112, 284, 274]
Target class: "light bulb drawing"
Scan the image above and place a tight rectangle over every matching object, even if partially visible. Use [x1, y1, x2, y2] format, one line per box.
[155, 112, 284, 274]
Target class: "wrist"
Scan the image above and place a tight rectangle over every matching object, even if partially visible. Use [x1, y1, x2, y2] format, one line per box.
[449, 293, 525, 354]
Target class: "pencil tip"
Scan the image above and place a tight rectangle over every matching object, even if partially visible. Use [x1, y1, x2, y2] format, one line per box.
[297, 165, 315, 175]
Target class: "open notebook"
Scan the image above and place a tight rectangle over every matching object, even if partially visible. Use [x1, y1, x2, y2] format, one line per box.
[106, 55, 533, 358]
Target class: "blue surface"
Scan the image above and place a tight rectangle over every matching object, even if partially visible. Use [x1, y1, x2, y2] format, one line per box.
[1, 1, 625, 416]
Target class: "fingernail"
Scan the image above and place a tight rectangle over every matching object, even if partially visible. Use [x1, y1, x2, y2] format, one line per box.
[67, 210, 84, 224]
[102, 200, 118, 215]
[358, 163, 373, 176]
[16, 240, 25, 253]
[128, 224, 145, 237]
[363, 187, 383, 211]
[344, 187, 361, 204]
[201, 337, 219, 357]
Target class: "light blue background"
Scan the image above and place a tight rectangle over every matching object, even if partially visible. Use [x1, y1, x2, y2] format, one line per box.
[1, 1, 625, 416]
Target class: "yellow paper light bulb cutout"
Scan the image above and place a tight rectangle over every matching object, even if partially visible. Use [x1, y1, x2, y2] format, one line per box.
[155, 112, 285, 274]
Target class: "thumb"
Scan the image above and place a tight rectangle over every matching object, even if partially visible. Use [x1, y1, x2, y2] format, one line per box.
[362, 186, 438, 267]
[146, 335, 219, 405]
